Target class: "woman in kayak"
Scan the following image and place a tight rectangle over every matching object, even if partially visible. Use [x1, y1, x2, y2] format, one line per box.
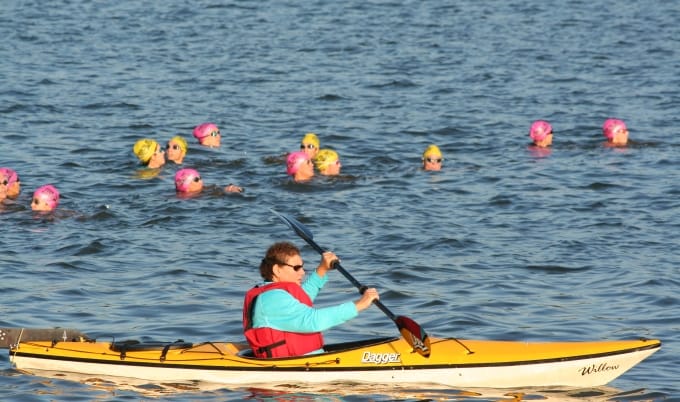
[243, 241, 379, 358]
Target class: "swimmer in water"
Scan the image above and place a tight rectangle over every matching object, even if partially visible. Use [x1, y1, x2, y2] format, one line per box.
[314, 149, 342, 176]
[166, 135, 188, 164]
[300, 132, 320, 160]
[529, 120, 553, 148]
[0, 168, 20, 200]
[31, 184, 60, 212]
[133, 139, 166, 168]
[193, 123, 221, 148]
[602, 118, 629, 146]
[174, 168, 242, 196]
[422, 144, 443, 171]
[287, 151, 315, 182]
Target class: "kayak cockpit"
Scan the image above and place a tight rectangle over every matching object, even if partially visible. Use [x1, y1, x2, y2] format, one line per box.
[236, 336, 399, 358]
[93, 336, 400, 360]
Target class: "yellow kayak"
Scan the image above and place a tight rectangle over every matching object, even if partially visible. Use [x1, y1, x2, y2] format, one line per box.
[8, 334, 660, 389]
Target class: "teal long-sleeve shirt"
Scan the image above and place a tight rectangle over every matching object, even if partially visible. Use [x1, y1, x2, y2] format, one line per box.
[251, 271, 358, 333]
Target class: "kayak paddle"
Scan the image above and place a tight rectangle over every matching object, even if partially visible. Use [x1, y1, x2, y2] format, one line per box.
[273, 210, 431, 358]
[0, 327, 90, 349]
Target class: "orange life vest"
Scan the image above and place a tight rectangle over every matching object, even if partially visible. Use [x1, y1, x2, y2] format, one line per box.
[243, 282, 324, 358]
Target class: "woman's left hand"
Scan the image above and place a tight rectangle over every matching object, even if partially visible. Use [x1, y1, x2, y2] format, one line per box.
[317, 251, 339, 276]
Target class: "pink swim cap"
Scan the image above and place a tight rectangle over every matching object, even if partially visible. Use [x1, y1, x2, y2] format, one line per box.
[0, 167, 18, 186]
[193, 123, 219, 140]
[602, 118, 626, 139]
[33, 184, 60, 210]
[286, 151, 310, 176]
[175, 168, 201, 192]
[529, 120, 553, 141]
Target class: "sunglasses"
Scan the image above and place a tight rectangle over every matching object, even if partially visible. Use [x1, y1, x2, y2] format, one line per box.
[300, 143, 316, 150]
[426, 158, 442, 163]
[270, 258, 304, 271]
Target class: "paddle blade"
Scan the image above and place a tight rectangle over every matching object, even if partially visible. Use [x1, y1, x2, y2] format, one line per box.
[395, 316, 431, 358]
[272, 210, 314, 241]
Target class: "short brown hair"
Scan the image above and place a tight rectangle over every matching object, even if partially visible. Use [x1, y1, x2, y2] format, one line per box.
[259, 241, 300, 281]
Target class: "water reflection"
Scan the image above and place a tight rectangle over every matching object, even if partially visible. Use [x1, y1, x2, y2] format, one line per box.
[6, 369, 666, 402]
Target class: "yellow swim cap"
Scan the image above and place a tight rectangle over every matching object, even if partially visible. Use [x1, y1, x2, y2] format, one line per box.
[170, 135, 188, 153]
[301, 132, 320, 148]
[133, 138, 159, 164]
[314, 149, 339, 171]
[422, 144, 442, 160]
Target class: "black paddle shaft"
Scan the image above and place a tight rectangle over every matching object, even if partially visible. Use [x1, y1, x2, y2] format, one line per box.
[297, 230, 397, 320]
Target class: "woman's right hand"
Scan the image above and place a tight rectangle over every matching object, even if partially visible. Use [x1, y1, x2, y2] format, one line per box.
[355, 288, 379, 312]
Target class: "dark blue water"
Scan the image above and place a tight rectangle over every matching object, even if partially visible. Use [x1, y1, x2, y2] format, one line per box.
[1, 0, 678, 400]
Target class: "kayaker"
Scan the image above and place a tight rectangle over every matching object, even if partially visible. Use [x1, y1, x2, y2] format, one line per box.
[529, 120, 553, 148]
[243, 241, 380, 358]
[300, 132, 320, 160]
[166, 135, 188, 164]
[313, 149, 342, 176]
[174, 168, 242, 196]
[602, 118, 629, 146]
[193, 122, 221, 148]
[286, 151, 315, 182]
[422, 144, 443, 171]
[31, 184, 60, 212]
[0, 168, 20, 200]
[133, 138, 166, 169]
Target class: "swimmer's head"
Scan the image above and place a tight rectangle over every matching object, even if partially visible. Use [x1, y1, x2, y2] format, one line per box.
[133, 139, 160, 164]
[0, 167, 20, 198]
[169, 136, 188, 153]
[422, 144, 442, 160]
[602, 118, 627, 140]
[286, 151, 311, 176]
[0, 168, 18, 186]
[174, 168, 203, 193]
[422, 144, 443, 171]
[300, 133, 320, 158]
[529, 120, 553, 142]
[193, 123, 221, 147]
[32, 184, 60, 211]
[314, 149, 339, 171]
[300, 133, 319, 150]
